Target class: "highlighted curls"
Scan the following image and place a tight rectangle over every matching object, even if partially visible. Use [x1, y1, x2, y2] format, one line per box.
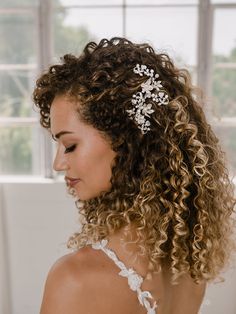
[33, 37, 236, 284]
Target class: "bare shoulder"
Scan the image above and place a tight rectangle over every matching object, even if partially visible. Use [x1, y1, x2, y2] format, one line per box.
[39, 246, 110, 314]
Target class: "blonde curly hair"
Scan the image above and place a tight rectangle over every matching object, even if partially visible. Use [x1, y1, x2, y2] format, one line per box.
[33, 37, 236, 284]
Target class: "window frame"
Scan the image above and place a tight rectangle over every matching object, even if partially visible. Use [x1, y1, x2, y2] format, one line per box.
[0, 0, 236, 181]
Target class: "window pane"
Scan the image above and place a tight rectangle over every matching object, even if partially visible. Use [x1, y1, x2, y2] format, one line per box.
[212, 8, 236, 118]
[212, 68, 236, 118]
[126, 7, 198, 67]
[211, 0, 236, 4]
[0, 126, 42, 175]
[58, 0, 122, 6]
[0, 11, 38, 120]
[53, 8, 123, 59]
[213, 9, 236, 59]
[0, 12, 37, 64]
[211, 8, 236, 180]
[0, 0, 39, 7]
[127, 0, 198, 4]
[0, 68, 37, 117]
[212, 125, 236, 178]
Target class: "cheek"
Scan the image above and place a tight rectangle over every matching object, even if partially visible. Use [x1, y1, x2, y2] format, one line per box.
[97, 151, 116, 179]
[69, 142, 116, 181]
[72, 150, 116, 200]
[88, 150, 115, 181]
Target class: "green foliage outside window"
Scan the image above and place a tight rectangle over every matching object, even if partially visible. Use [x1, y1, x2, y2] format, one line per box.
[212, 48, 236, 118]
[0, 1, 236, 176]
[0, 1, 93, 175]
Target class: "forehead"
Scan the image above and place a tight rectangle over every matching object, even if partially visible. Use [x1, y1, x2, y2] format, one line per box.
[50, 95, 80, 128]
[49, 95, 106, 142]
[50, 94, 77, 117]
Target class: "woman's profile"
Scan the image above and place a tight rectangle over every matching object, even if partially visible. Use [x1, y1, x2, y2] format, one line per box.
[33, 37, 236, 314]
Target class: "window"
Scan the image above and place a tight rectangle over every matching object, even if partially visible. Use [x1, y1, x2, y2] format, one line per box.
[53, 6, 123, 60]
[0, 3, 40, 175]
[211, 3, 236, 178]
[0, 0, 236, 179]
[126, 4, 198, 79]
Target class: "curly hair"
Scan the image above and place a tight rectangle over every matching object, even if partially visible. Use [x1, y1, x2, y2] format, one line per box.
[33, 37, 236, 284]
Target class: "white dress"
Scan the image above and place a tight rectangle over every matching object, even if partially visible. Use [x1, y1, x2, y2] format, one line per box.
[91, 239, 158, 314]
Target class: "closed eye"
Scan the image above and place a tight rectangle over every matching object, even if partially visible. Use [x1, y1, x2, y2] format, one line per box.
[64, 144, 77, 154]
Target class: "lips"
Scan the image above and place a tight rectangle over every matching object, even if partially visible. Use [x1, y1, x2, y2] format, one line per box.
[65, 176, 81, 188]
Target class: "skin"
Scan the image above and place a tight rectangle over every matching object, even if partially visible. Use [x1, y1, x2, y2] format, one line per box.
[40, 94, 206, 313]
[40, 223, 206, 314]
[50, 94, 117, 201]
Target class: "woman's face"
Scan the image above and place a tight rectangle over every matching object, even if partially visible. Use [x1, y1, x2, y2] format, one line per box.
[50, 95, 117, 201]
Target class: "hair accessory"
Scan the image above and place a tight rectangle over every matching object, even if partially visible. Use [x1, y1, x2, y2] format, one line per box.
[126, 64, 169, 134]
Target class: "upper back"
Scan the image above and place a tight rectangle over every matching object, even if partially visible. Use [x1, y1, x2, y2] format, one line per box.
[40, 245, 147, 314]
[40, 243, 206, 314]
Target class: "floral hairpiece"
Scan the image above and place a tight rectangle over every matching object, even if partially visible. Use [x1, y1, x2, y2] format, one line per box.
[126, 63, 169, 134]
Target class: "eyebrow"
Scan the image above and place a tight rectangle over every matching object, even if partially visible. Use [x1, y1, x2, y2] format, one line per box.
[52, 131, 74, 141]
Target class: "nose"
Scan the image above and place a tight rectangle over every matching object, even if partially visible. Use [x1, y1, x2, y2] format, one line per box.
[53, 146, 69, 172]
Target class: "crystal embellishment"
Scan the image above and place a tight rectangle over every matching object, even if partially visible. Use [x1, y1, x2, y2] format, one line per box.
[126, 63, 169, 134]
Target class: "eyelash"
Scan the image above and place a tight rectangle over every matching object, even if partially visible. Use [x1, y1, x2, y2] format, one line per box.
[64, 144, 77, 154]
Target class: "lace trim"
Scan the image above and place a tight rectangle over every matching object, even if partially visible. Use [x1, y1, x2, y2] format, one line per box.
[91, 239, 158, 314]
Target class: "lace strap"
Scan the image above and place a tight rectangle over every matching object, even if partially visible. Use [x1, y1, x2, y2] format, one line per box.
[91, 239, 158, 314]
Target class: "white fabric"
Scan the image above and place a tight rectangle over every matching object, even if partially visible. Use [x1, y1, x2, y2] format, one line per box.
[91, 239, 158, 314]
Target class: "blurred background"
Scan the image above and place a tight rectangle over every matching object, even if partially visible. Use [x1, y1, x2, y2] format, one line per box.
[0, 0, 236, 313]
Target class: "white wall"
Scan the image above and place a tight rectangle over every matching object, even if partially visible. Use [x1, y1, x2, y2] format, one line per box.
[0, 182, 77, 314]
[0, 182, 236, 314]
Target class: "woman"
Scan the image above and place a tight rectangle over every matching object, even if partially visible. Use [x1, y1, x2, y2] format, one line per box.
[33, 37, 235, 314]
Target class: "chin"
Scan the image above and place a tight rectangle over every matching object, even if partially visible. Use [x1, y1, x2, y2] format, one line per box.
[72, 189, 97, 201]
[78, 189, 111, 202]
